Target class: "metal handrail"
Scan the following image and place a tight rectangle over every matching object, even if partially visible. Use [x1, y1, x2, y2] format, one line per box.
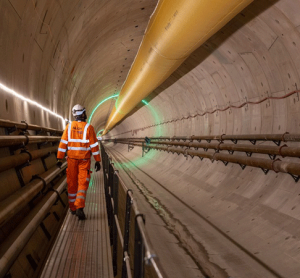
[101, 143, 164, 278]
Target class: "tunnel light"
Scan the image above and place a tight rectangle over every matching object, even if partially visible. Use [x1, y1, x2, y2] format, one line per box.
[0, 82, 69, 126]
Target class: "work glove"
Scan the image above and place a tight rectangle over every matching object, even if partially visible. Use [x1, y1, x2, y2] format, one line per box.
[95, 161, 101, 172]
[56, 159, 63, 168]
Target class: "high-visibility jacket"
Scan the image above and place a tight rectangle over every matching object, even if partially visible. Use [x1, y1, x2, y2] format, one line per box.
[57, 121, 101, 161]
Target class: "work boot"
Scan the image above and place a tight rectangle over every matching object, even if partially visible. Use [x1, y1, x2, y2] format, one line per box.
[69, 209, 76, 215]
[76, 208, 86, 220]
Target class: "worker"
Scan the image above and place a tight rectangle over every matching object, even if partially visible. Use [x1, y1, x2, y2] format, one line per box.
[56, 104, 101, 220]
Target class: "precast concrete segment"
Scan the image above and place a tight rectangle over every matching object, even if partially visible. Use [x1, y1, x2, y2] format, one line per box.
[103, 0, 254, 134]
[40, 162, 113, 278]
[104, 145, 208, 278]
[104, 144, 284, 278]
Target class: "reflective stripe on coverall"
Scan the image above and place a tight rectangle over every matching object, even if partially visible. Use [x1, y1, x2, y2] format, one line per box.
[67, 158, 91, 210]
[57, 121, 100, 210]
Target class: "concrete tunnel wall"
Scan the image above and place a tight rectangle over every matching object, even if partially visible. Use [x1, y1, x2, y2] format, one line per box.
[1, 0, 300, 277]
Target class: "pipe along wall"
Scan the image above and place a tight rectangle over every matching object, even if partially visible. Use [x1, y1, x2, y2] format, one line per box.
[0, 120, 67, 278]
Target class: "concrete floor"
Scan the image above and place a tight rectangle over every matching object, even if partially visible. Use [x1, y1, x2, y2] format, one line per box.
[1, 0, 300, 277]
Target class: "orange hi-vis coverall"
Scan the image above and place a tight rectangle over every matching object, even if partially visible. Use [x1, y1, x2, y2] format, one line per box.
[57, 121, 101, 211]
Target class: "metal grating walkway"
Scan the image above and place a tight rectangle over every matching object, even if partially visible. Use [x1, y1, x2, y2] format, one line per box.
[40, 168, 113, 278]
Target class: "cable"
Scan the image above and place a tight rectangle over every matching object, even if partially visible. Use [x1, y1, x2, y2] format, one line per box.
[113, 89, 300, 136]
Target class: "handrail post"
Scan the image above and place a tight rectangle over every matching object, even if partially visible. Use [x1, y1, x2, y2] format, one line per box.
[122, 189, 133, 278]
[134, 214, 145, 278]
[112, 169, 119, 276]
[108, 164, 114, 244]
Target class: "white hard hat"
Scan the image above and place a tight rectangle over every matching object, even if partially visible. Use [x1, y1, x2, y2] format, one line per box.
[72, 104, 86, 117]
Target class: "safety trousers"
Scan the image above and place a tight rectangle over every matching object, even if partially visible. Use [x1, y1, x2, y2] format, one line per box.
[66, 157, 91, 211]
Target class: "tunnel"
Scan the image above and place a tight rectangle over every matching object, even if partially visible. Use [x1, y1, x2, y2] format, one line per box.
[1, 0, 300, 277]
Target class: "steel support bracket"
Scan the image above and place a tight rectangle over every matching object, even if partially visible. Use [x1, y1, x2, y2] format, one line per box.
[261, 168, 269, 175]
[272, 140, 281, 146]
[289, 173, 300, 183]
[5, 125, 17, 134]
[238, 163, 246, 170]
[222, 160, 229, 166]
[268, 154, 277, 160]
[249, 139, 256, 145]
[35, 129, 44, 135]
[128, 144, 134, 152]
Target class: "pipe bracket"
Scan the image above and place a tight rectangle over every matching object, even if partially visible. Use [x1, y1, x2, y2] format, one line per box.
[271, 158, 281, 173]
[278, 144, 288, 158]
[20, 149, 32, 162]
[31, 175, 47, 193]
[282, 132, 289, 142]
[21, 120, 28, 132]
[47, 188, 66, 207]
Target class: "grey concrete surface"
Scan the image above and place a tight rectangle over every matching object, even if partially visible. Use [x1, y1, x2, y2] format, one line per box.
[1, 0, 300, 277]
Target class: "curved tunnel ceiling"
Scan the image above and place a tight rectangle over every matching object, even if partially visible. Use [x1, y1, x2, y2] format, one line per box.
[2, 0, 300, 277]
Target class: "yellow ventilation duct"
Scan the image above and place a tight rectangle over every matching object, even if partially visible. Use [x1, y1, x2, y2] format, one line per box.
[103, 0, 253, 135]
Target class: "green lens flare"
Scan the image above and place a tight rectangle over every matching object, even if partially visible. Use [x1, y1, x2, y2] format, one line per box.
[93, 95, 161, 139]
[88, 94, 119, 124]
[97, 129, 104, 137]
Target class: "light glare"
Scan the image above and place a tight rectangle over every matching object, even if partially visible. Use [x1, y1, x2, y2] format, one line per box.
[0, 82, 68, 127]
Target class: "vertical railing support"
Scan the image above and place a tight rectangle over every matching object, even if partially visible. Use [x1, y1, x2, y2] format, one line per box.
[122, 189, 133, 278]
[134, 214, 145, 278]
[112, 170, 119, 276]
[108, 164, 114, 244]
[101, 144, 163, 278]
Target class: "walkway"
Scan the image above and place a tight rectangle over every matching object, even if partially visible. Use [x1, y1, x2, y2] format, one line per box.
[40, 167, 113, 278]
